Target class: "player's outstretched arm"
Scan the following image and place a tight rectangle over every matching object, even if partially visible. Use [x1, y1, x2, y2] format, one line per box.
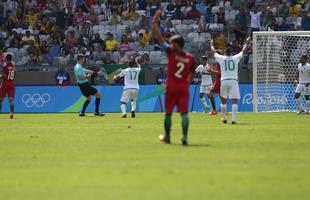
[206, 68, 220, 75]
[85, 69, 94, 75]
[135, 57, 141, 68]
[241, 37, 251, 54]
[201, 71, 213, 75]
[114, 70, 124, 81]
[113, 74, 120, 81]
[77, 69, 93, 80]
[209, 69, 220, 75]
[209, 39, 216, 57]
[153, 10, 165, 46]
[85, 70, 94, 78]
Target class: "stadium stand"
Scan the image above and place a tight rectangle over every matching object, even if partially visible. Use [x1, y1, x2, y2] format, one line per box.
[0, 0, 309, 84]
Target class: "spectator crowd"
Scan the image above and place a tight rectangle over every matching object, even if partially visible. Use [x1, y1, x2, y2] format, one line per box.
[0, 0, 309, 85]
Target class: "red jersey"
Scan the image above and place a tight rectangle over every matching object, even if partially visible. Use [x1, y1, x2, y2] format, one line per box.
[163, 44, 195, 113]
[165, 48, 195, 87]
[0, 62, 16, 98]
[212, 63, 221, 85]
[209, 63, 221, 94]
[0, 53, 4, 62]
[2, 62, 16, 86]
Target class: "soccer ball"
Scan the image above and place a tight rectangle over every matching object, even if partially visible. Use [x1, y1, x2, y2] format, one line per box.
[159, 134, 165, 141]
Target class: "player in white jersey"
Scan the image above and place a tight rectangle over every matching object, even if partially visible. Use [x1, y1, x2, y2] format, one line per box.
[195, 56, 217, 113]
[114, 59, 141, 118]
[295, 55, 310, 115]
[210, 37, 250, 124]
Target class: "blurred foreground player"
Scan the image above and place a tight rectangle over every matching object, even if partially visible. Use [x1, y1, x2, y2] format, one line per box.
[0, 54, 16, 119]
[153, 10, 195, 145]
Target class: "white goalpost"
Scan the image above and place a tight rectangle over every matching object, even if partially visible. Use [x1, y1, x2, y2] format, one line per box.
[252, 31, 310, 112]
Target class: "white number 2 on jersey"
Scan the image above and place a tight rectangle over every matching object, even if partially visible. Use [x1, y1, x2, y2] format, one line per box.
[175, 62, 185, 78]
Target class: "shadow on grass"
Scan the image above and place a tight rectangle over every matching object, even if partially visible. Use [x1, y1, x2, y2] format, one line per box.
[187, 143, 212, 148]
[79, 115, 108, 118]
[0, 117, 19, 120]
[170, 143, 212, 148]
[231, 123, 251, 126]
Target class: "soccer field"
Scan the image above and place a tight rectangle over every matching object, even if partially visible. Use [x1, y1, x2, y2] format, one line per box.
[0, 113, 309, 200]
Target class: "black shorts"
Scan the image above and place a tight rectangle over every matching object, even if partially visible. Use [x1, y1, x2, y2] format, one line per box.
[78, 82, 98, 97]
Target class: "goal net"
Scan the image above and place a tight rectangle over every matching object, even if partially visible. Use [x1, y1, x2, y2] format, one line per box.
[253, 31, 310, 112]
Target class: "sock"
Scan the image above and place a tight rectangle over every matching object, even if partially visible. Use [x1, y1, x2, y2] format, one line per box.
[232, 104, 238, 122]
[131, 101, 136, 112]
[95, 98, 101, 113]
[181, 113, 189, 141]
[81, 100, 91, 114]
[200, 97, 208, 109]
[307, 100, 310, 112]
[121, 104, 126, 115]
[221, 104, 227, 120]
[9, 101, 14, 113]
[164, 114, 172, 136]
[0, 100, 2, 113]
[209, 96, 216, 111]
[296, 98, 304, 111]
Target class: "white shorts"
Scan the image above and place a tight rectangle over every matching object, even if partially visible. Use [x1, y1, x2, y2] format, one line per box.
[295, 84, 310, 95]
[220, 80, 240, 99]
[200, 85, 213, 94]
[121, 89, 139, 103]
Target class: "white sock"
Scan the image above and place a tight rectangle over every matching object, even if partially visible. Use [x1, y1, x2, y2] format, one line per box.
[221, 104, 227, 120]
[200, 97, 208, 109]
[307, 100, 310, 112]
[131, 101, 136, 112]
[232, 104, 238, 122]
[296, 98, 304, 111]
[121, 104, 126, 115]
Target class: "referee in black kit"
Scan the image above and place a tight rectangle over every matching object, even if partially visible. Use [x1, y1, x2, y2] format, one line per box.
[74, 54, 105, 117]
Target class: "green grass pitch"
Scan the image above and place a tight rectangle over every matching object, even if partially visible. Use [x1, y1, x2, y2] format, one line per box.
[0, 113, 310, 200]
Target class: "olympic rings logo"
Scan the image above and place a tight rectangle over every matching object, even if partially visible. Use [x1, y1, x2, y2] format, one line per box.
[21, 93, 51, 108]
